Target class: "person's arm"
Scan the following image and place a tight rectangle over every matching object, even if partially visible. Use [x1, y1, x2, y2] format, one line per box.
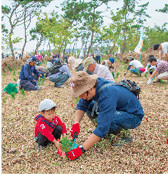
[74, 109, 85, 123]
[24, 65, 34, 81]
[149, 70, 158, 80]
[147, 70, 158, 85]
[53, 139, 61, 149]
[159, 52, 162, 60]
[83, 133, 100, 150]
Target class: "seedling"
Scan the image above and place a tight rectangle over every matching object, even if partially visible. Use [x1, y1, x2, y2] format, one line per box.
[38, 74, 46, 86]
[60, 137, 78, 153]
[144, 73, 148, 79]
[3, 96, 8, 103]
[20, 88, 25, 96]
[115, 72, 119, 79]
[13, 70, 16, 76]
[165, 130, 168, 136]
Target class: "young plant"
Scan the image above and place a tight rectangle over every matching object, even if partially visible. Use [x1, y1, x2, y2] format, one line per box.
[115, 72, 119, 79]
[60, 137, 74, 153]
[20, 88, 25, 96]
[3, 96, 8, 103]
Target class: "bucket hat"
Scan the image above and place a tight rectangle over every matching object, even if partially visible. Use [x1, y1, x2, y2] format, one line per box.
[69, 71, 98, 98]
[83, 57, 96, 71]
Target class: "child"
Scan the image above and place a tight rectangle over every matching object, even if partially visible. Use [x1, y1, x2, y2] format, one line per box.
[34, 99, 67, 151]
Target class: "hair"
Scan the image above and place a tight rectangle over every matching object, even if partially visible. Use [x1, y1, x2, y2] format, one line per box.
[102, 61, 105, 65]
[41, 107, 56, 113]
[153, 44, 160, 50]
[148, 57, 157, 63]
[93, 81, 98, 88]
[149, 55, 154, 58]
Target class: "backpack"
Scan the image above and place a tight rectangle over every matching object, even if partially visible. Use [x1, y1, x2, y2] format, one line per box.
[98, 80, 141, 98]
[118, 79, 141, 98]
[47, 64, 63, 75]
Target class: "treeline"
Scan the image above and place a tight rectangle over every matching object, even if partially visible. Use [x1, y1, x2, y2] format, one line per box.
[1, 0, 168, 59]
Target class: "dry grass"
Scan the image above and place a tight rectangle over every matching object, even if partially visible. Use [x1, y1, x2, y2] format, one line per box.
[1, 58, 168, 174]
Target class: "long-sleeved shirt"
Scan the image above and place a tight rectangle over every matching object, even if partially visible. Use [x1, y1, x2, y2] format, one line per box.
[94, 48, 101, 56]
[94, 64, 115, 82]
[127, 60, 144, 70]
[19, 63, 40, 81]
[34, 114, 67, 142]
[49, 64, 72, 79]
[76, 77, 144, 138]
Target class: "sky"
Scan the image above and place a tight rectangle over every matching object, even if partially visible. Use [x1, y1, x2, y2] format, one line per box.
[1, 0, 168, 53]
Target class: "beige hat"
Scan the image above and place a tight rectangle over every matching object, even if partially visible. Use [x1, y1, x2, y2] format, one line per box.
[68, 56, 82, 70]
[69, 71, 98, 98]
[83, 57, 96, 71]
[127, 56, 134, 60]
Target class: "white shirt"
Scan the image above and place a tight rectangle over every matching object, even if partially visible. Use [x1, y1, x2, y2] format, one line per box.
[94, 64, 115, 82]
[160, 42, 168, 54]
[129, 60, 143, 69]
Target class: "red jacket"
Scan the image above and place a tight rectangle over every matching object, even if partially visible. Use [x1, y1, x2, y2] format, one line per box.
[34, 114, 67, 142]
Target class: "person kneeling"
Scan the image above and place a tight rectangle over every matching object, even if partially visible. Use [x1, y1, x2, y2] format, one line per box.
[66, 71, 144, 160]
[34, 99, 67, 151]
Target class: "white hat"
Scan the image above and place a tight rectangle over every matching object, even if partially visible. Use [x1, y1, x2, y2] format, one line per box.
[38, 99, 57, 112]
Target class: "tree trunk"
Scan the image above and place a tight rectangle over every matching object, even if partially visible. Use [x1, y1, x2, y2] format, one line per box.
[109, 43, 116, 55]
[9, 30, 15, 58]
[34, 35, 43, 55]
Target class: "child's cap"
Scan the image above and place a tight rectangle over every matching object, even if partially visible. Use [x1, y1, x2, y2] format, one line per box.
[38, 99, 57, 112]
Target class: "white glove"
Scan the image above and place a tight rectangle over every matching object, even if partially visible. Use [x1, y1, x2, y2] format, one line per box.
[147, 79, 152, 85]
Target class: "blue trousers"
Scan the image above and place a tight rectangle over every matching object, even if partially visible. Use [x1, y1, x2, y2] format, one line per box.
[96, 56, 101, 64]
[109, 111, 143, 133]
[49, 74, 69, 87]
[130, 68, 142, 76]
[86, 103, 143, 133]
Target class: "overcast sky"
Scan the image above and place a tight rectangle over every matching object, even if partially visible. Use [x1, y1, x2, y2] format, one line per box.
[1, 0, 168, 53]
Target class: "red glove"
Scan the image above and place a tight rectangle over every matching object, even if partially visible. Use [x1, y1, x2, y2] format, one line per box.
[66, 146, 83, 160]
[70, 123, 80, 139]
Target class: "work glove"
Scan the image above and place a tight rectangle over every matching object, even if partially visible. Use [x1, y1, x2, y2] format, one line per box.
[70, 123, 80, 140]
[66, 146, 83, 160]
[147, 79, 152, 85]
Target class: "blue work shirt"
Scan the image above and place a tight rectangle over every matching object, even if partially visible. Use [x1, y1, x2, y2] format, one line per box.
[49, 64, 72, 79]
[76, 77, 144, 138]
[19, 63, 40, 81]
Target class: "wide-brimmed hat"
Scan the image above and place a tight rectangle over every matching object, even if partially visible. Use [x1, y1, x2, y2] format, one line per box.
[83, 57, 96, 71]
[127, 56, 134, 60]
[69, 71, 98, 98]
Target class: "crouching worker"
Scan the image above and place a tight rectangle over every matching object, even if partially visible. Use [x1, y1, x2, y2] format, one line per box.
[34, 99, 67, 151]
[66, 71, 144, 160]
[19, 56, 43, 90]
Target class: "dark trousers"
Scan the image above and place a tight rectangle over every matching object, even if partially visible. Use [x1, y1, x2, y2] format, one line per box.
[96, 56, 101, 64]
[36, 125, 62, 147]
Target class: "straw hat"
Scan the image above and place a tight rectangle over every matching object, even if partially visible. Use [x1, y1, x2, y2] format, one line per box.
[69, 71, 98, 98]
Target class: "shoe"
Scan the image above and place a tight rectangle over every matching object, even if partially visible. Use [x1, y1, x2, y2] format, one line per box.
[37, 145, 45, 152]
[112, 135, 133, 146]
[54, 85, 64, 88]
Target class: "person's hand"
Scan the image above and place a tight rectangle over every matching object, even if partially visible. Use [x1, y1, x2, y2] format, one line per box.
[70, 123, 80, 140]
[66, 146, 83, 160]
[147, 79, 152, 85]
[124, 72, 127, 76]
[53, 139, 61, 150]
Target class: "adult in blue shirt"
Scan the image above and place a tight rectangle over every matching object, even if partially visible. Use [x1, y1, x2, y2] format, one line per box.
[49, 64, 72, 88]
[19, 56, 42, 90]
[66, 71, 144, 160]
